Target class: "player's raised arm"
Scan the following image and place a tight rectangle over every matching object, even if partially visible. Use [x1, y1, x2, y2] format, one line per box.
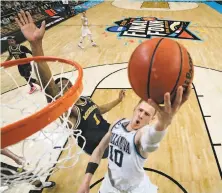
[98, 90, 125, 114]
[1, 148, 25, 165]
[77, 126, 112, 193]
[15, 10, 59, 102]
[136, 85, 191, 157]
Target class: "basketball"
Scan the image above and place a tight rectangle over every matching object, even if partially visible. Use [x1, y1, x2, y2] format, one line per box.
[128, 38, 194, 104]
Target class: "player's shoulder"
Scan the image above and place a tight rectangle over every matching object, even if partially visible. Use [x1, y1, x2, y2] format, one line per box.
[20, 45, 28, 49]
[109, 118, 126, 131]
[81, 96, 91, 102]
[77, 96, 94, 107]
[19, 45, 26, 51]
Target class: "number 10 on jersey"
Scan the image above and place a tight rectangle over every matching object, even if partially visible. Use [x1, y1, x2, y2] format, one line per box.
[109, 145, 123, 167]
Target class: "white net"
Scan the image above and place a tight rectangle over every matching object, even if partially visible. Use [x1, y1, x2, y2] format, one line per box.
[0, 59, 85, 188]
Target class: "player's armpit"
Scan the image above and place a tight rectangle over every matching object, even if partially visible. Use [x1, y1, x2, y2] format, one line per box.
[88, 120, 119, 164]
[71, 106, 81, 130]
[5, 55, 13, 61]
[21, 45, 32, 55]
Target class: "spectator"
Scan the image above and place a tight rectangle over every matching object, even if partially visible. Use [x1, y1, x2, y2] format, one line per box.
[37, 7, 41, 13]
[27, 1, 34, 9]
[5, 2, 12, 10]
[14, 1, 21, 7]
[2, 17, 10, 25]
[14, 1, 21, 12]
[29, 9, 33, 15]
[9, 15, 15, 22]
[21, 1, 26, 8]
[62, 0, 72, 17]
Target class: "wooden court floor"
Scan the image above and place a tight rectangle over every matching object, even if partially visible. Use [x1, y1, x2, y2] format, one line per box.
[141, 2, 169, 9]
[1, 2, 222, 193]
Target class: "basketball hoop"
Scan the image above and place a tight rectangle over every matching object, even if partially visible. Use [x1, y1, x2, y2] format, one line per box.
[1, 56, 83, 148]
[0, 56, 85, 188]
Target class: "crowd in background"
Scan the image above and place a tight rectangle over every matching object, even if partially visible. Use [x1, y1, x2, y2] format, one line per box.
[1, 1, 85, 37]
[1, 1, 53, 26]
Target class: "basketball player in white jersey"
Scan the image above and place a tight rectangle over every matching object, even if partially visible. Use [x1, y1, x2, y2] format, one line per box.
[77, 86, 191, 193]
[78, 11, 97, 49]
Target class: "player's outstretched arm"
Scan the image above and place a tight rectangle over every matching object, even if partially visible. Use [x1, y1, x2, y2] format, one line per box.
[15, 10, 59, 102]
[5, 55, 13, 61]
[1, 148, 25, 165]
[77, 127, 112, 193]
[135, 85, 192, 157]
[98, 90, 126, 114]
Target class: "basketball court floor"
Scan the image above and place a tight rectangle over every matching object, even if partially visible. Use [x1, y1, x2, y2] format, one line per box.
[1, 1, 222, 193]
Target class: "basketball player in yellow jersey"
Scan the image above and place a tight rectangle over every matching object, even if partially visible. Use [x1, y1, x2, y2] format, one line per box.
[77, 86, 191, 193]
[78, 11, 97, 49]
[55, 77, 125, 158]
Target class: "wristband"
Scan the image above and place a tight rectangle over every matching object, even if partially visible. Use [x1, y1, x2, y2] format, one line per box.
[85, 162, 98, 174]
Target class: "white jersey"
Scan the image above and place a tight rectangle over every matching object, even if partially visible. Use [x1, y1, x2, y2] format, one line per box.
[107, 119, 147, 191]
[81, 16, 88, 27]
[81, 16, 92, 37]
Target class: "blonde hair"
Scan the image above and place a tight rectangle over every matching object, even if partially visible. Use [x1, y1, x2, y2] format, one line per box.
[136, 99, 157, 116]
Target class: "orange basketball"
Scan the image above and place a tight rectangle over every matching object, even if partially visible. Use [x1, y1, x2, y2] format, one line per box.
[128, 38, 194, 104]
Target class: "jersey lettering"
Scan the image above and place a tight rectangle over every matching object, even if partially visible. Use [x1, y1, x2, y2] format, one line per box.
[110, 133, 131, 154]
[82, 104, 97, 120]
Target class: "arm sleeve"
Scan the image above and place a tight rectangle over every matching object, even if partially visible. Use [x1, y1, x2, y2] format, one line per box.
[140, 125, 167, 152]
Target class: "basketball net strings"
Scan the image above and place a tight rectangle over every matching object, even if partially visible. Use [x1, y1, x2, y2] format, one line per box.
[0, 60, 86, 186]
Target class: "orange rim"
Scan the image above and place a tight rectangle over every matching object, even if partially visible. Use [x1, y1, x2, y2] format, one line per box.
[1, 56, 83, 148]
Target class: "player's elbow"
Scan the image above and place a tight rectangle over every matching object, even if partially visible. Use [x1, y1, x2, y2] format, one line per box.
[95, 146, 105, 159]
[98, 107, 106, 114]
[142, 143, 159, 153]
